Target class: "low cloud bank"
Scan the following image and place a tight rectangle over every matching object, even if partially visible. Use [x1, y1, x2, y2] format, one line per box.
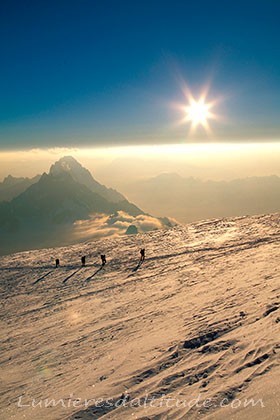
[73, 211, 177, 240]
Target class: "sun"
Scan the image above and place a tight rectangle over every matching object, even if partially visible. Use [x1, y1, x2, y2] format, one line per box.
[172, 82, 221, 135]
[181, 96, 215, 134]
[185, 99, 211, 127]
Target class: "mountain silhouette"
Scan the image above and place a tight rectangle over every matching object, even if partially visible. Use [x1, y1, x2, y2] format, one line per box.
[0, 157, 148, 253]
[0, 157, 143, 228]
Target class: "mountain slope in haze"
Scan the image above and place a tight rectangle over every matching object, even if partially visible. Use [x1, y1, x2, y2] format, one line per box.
[123, 173, 280, 222]
[0, 213, 279, 420]
[0, 174, 41, 202]
[11, 171, 142, 224]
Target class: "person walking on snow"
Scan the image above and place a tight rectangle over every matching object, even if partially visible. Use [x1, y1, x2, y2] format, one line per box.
[101, 254, 106, 266]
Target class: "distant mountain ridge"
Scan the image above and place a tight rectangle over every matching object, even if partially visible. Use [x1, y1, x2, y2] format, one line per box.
[0, 174, 41, 202]
[123, 173, 280, 223]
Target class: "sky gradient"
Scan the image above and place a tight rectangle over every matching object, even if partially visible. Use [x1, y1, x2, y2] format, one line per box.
[1, 0, 280, 149]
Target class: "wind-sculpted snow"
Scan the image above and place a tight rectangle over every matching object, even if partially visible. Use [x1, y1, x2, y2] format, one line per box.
[0, 213, 279, 420]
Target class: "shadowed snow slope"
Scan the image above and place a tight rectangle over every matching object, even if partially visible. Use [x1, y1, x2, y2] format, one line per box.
[0, 213, 279, 420]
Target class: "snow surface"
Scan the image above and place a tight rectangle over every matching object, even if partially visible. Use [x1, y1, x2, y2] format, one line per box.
[0, 213, 279, 420]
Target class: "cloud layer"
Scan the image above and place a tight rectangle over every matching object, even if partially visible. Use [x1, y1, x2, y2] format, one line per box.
[73, 211, 176, 241]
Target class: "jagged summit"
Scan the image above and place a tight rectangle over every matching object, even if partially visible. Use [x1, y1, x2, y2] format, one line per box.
[49, 155, 101, 190]
[50, 156, 90, 178]
[50, 156, 125, 203]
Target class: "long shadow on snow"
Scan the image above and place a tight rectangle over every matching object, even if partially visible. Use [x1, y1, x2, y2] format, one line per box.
[63, 267, 83, 284]
[85, 266, 104, 282]
[33, 270, 53, 285]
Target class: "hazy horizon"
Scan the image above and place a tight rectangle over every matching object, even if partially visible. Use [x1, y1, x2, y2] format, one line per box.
[0, 143, 280, 187]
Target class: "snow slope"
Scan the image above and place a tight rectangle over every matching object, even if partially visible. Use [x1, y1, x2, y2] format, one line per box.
[0, 213, 279, 420]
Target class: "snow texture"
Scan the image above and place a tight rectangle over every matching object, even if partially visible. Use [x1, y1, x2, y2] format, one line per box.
[0, 213, 279, 419]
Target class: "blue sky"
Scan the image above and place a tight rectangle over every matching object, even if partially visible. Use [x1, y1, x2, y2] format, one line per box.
[0, 0, 279, 149]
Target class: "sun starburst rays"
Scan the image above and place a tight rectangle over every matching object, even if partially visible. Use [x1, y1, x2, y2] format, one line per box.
[172, 83, 221, 136]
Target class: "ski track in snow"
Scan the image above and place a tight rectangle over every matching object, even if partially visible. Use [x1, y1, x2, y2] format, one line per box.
[0, 213, 280, 420]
